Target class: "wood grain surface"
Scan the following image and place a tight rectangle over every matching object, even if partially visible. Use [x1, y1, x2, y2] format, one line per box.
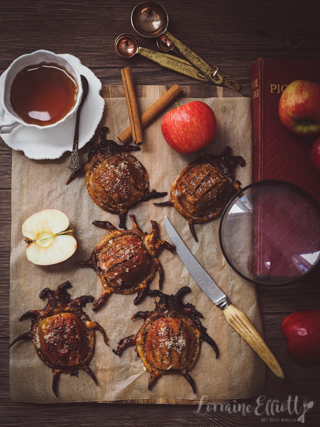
[1, 0, 320, 425]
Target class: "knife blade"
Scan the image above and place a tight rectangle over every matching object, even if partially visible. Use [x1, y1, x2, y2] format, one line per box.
[165, 216, 284, 379]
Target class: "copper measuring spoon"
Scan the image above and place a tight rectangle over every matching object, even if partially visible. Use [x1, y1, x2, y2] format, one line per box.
[131, 2, 240, 91]
[115, 34, 208, 82]
[156, 34, 188, 61]
[156, 34, 175, 53]
[68, 75, 89, 172]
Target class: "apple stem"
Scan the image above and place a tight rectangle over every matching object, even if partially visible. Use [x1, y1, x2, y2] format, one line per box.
[175, 102, 180, 108]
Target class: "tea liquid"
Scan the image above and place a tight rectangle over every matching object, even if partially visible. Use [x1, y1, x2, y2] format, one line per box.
[10, 62, 78, 126]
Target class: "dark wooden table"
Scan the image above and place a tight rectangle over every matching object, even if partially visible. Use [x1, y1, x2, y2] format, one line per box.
[1, 1, 320, 425]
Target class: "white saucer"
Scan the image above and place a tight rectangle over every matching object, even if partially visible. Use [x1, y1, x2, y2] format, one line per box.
[0, 54, 105, 160]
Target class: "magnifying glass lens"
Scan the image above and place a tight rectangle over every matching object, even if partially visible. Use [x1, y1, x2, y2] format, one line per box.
[219, 180, 320, 286]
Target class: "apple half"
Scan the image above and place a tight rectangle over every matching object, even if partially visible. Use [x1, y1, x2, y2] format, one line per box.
[22, 209, 77, 266]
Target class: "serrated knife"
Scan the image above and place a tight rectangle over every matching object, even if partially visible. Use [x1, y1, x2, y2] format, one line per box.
[165, 216, 284, 379]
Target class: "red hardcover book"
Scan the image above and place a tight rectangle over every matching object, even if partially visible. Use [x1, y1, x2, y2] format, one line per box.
[249, 58, 320, 280]
[250, 57, 320, 204]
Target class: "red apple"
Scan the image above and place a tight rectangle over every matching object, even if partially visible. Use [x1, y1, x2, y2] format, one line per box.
[311, 136, 320, 172]
[161, 101, 217, 154]
[278, 80, 320, 138]
[281, 310, 320, 364]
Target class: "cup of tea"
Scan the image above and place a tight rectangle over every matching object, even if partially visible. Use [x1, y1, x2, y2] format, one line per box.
[0, 50, 83, 133]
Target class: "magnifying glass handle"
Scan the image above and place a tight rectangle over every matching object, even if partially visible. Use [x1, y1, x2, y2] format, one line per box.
[164, 30, 240, 91]
[138, 46, 209, 82]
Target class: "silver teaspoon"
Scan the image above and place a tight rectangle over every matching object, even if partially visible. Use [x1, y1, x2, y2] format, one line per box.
[68, 75, 89, 172]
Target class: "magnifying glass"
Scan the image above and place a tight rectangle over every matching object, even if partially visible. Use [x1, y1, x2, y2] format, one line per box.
[114, 34, 209, 82]
[219, 180, 320, 286]
[130, 2, 241, 91]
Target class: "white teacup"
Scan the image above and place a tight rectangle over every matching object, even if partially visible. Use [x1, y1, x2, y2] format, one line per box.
[0, 50, 83, 134]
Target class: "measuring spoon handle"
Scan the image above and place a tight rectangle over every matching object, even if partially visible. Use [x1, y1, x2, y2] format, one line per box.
[165, 30, 240, 91]
[164, 30, 222, 85]
[138, 46, 208, 82]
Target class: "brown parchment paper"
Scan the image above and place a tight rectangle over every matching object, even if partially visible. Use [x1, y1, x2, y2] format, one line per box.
[9, 86, 265, 404]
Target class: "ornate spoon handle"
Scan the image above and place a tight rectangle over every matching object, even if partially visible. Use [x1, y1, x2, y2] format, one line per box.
[68, 75, 89, 172]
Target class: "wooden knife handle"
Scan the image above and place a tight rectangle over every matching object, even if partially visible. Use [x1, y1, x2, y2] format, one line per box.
[223, 304, 284, 379]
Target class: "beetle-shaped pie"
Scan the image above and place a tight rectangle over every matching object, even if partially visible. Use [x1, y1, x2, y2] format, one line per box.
[9, 281, 108, 397]
[66, 127, 166, 229]
[79, 214, 175, 311]
[155, 146, 245, 241]
[113, 287, 219, 393]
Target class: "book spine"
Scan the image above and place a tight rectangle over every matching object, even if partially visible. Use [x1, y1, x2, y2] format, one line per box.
[249, 58, 263, 182]
[249, 58, 264, 277]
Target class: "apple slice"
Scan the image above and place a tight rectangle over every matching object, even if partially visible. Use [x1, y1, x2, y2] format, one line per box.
[22, 209, 77, 265]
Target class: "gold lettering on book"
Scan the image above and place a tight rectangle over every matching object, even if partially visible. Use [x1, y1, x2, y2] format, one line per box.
[251, 79, 258, 89]
[252, 89, 259, 100]
[270, 84, 288, 94]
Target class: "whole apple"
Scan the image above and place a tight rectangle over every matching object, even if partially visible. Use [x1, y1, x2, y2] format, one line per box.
[161, 101, 217, 154]
[311, 136, 320, 172]
[281, 310, 320, 364]
[278, 80, 320, 138]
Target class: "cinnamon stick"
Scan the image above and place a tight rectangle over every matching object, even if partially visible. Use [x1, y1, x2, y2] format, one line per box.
[117, 84, 182, 145]
[121, 67, 143, 145]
